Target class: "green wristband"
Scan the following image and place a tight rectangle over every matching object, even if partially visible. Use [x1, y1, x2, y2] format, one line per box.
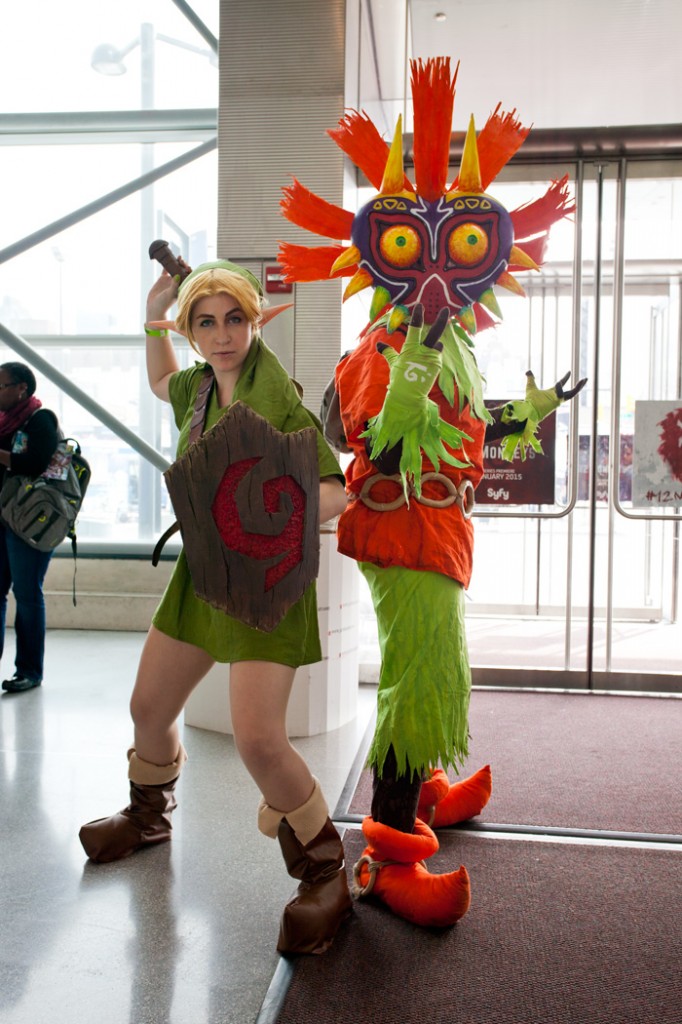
[144, 325, 169, 337]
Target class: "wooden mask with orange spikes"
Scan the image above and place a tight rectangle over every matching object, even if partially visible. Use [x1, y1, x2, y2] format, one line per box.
[278, 57, 574, 335]
[343, 111, 517, 322]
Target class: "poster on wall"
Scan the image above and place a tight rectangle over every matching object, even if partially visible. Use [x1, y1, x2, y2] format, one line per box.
[577, 434, 633, 503]
[478, 403, 556, 505]
[632, 400, 682, 508]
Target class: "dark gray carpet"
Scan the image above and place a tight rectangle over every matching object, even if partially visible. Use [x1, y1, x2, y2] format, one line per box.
[272, 829, 682, 1024]
[342, 690, 682, 836]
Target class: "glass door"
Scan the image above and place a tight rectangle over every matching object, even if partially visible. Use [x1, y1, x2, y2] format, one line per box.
[466, 158, 682, 693]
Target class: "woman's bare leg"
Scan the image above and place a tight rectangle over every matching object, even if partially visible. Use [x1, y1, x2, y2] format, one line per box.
[229, 660, 353, 954]
[79, 626, 213, 863]
[229, 660, 313, 812]
[130, 625, 215, 766]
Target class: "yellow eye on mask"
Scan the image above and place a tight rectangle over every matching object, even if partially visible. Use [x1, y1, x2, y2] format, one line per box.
[448, 223, 489, 265]
[379, 225, 422, 267]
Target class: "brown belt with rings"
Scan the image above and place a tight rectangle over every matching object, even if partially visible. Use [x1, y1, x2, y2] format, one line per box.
[354, 472, 475, 519]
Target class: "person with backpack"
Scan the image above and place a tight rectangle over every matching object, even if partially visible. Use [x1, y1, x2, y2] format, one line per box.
[0, 362, 59, 693]
[79, 260, 353, 956]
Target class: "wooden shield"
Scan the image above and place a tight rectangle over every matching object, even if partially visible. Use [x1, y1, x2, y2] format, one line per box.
[164, 402, 320, 632]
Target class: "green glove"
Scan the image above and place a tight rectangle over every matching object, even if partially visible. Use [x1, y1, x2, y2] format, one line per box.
[497, 370, 586, 461]
[361, 304, 473, 499]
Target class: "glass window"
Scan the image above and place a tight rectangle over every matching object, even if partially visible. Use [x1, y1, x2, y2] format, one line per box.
[1, 147, 218, 333]
[0, 2, 218, 554]
[0, 1, 218, 114]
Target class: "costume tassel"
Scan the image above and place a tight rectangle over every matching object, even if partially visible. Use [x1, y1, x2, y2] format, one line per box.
[277, 242, 354, 283]
[473, 304, 498, 333]
[330, 245, 362, 275]
[457, 305, 476, 334]
[387, 305, 410, 333]
[280, 179, 354, 239]
[411, 56, 458, 201]
[509, 235, 549, 270]
[477, 288, 503, 319]
[343, 268, 374, 300]
[369, 287, 391, 321]
[508, 244, 540, 272]
[460, 104, 531, 192]
[328, 110, 414, 193]
[496, 271, 526, 297]
[511, 174, 575, 241]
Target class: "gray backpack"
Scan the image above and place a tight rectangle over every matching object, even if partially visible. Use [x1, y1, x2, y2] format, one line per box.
[0, 436, 91, 554]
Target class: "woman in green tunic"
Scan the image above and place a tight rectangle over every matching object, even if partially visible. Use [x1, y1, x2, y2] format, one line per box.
[79, 261, 351, 956]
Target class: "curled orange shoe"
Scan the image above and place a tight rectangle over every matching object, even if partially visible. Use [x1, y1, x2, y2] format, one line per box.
[417, 764, 492, 828]
[352, 816, 470, 927]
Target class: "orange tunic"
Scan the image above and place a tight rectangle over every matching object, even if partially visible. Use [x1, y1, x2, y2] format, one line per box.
[335, 325, 487, 588]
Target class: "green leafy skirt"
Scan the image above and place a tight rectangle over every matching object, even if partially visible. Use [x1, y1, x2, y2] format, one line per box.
[361, 562, 471, 780]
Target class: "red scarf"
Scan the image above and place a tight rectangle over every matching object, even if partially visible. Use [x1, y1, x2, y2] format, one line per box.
[0, 395, 43, 449]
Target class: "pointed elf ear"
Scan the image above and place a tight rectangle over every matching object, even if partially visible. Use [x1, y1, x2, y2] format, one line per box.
[146, 303, 294, 337]
[261, 302, 294, 326]
[147, 319, 185, 335]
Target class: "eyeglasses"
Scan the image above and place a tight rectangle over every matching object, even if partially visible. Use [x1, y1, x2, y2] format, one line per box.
[0, 382, 19, 390]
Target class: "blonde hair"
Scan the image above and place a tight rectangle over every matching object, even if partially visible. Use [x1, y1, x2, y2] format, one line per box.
[176, 268, 263, 353]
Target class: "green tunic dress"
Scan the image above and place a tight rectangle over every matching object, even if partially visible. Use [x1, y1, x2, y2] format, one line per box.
[152, 337, 343, 667]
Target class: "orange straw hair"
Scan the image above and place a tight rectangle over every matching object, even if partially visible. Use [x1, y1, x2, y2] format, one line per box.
[278, 242, 356, 283]
[411, 56, 459, 202]
[450, 104, 531, 193]
[328, 109, 415, 193]
[511, 174, 575, 241]
[280, 178, 354, 240]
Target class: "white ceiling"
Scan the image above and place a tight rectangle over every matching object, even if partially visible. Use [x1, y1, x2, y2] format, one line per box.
[364, 0, 682, 132]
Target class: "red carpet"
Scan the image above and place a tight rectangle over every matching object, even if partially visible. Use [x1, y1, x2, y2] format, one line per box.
[341, 690, 682, 837]
[269, 828, 682, 1024]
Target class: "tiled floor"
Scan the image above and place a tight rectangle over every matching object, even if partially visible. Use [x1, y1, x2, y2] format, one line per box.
[0, 629, 376, 1024]
[3, 624, 679, 1024]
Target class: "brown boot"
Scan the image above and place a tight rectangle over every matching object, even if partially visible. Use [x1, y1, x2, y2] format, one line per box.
[79, 745, 187, 864]
[259, 778, 352, 955]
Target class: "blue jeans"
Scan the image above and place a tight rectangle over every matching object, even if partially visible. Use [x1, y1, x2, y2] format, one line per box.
[0, 522, 53, 683]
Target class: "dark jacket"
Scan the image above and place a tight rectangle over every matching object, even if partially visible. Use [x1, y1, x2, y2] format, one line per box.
[0, 409, 60, 489]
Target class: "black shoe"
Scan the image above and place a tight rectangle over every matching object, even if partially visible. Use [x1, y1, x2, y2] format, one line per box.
[2, 675, 42, 693]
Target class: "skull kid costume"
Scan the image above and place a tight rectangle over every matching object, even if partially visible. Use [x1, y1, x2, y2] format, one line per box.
[278, 57, 581, 925]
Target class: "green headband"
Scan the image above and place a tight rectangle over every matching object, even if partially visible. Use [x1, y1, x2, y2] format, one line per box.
[179, 259, 263, 296]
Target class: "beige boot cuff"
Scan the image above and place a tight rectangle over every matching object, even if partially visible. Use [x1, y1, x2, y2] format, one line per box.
[127, 744, 188, 786]
[284, 777, 329, 847]
[257, 797, 285, 839]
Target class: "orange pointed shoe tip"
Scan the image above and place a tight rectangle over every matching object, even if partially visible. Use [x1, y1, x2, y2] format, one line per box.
[354, 854, 471, 927]
[416, 768, 450, 824]
[354, 817, 471, 927]
[431, 764, 493, 828]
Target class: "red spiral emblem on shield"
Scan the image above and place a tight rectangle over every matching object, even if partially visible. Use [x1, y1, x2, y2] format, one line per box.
[211, 457, 306, 590]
